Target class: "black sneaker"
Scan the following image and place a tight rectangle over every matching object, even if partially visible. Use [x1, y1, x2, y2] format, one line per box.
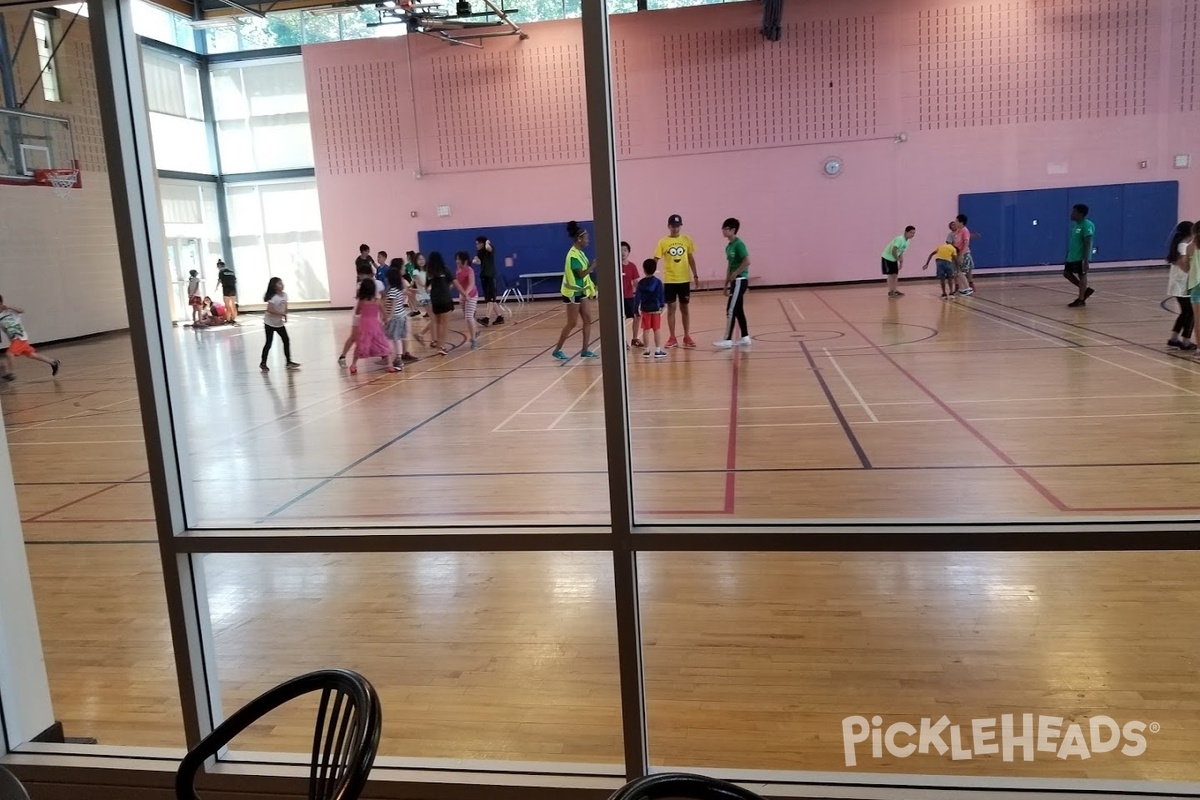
[1068, 299, 1085, 307]
[494, 316, 505, 325]
[51, 359, 60, 376]
[479, 317, 490, 327]
[260, 363, 269, 372]
[2, 373, 14, 382]
[1084, 287, 1096, 300]
[401, 353, 419, 362]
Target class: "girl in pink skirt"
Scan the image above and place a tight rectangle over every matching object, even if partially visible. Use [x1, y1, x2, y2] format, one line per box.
[349, 279, 391, 374]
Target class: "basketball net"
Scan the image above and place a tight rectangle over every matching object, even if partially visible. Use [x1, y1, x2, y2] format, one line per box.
[47, 169, 79, 200]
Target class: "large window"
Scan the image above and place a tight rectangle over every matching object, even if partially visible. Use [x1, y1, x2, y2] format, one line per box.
[32, 15, 61, 102]
[143, 49, 210, 174]
[211, 59, 313, 173]
[5, 1, 1200, 799]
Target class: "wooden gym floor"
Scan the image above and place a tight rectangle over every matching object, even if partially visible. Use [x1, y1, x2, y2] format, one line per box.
[6, 272, 1200, 781]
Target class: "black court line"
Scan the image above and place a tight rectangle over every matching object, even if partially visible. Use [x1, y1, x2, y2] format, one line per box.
[974, 294, 1199, 364]
[24, 539, 156, 546]
[265, 343, 556, 518]
[779, 298, 872, 469]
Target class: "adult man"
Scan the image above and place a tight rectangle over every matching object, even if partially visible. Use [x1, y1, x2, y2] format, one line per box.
[654, 214, 698, 348]
[881, 226, 916, 298]
[216, 259, 238, 325]
[1065, 204, 1096, 307]
[474, 235, 503, 326]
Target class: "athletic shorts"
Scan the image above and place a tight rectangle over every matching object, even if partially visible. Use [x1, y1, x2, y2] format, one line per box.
[881, 258, 899, 276]
[935, 259, 954, 279]
[385, 315, 409, 340]
[664, 282, 691, 304]
[956, 252, 975, 275]
[1191, 284, 1200, 304]
[8, 338, 35, 358]
[432, 301, 454, 315]
[562, 293, 584, 305]
[481, 276, 498, 302]
[1065, 260, 1086, 275]
[623, 297, 639, 319]
[640, 311, 662, 330]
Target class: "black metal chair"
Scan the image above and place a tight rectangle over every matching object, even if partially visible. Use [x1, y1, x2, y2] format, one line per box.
[0, 766, 31, 800]
[176, 669, 381, 800]
[606, 773, 770, 800]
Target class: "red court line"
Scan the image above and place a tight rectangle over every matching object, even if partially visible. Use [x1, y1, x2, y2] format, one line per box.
[814, 292, 1069, 512]
[723, 352, 740, 514]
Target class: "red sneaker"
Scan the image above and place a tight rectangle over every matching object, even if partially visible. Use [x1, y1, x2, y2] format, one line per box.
[665, 337, 679, 348]
[682, 336, 697, 348]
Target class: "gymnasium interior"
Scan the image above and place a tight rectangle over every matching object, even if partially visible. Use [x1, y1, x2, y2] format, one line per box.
[0, 0, 1198, 797]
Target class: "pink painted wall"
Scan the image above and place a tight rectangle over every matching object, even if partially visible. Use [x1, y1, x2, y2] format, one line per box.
[304, 0, 1200, 307]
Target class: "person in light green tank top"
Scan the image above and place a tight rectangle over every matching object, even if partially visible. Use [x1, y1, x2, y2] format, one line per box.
[553, 221, 599, 361]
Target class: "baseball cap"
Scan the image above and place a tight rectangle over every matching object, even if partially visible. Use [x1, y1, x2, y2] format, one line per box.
[668, 214, 682, 226]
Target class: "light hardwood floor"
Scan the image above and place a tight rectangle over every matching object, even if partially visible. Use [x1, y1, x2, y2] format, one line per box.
[7, 272, 1200, 782]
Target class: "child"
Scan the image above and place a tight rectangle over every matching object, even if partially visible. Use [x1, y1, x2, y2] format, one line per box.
[187, 270, 202, 324]
[349, 278, 391, 375]
[412, 253, 430, 318]
[1168, 221, 1196, 349]
[881, 226, 916, 298]
[714, 217, 751, 348]
[636, 260, 666, 359]
[383, 261, 419, 372]
[922, 240, 960, 298]
[425, 251, 454, 356]
[259, 278, 300, 372]
[0, 297, 60, 380]
[375, 251, 390, 286]
[454, 251, 480, 350]
[620, 241, 642, 348]
[208, 297, 226, 324]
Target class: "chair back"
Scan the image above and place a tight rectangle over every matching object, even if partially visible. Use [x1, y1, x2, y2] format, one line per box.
[176, 669, 381, 800]
[606, 773, 769, 800]
[0, 767, 31, 800]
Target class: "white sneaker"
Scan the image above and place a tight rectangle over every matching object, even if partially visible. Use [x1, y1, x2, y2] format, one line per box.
[736, 336, 752, 346]
[642, 349, 651, 358]
[714, 339, 734, 348]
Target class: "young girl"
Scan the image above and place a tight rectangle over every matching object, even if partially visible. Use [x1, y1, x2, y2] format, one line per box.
[425, 251, 454, 356]
[454, 251, 480, 350]
[552, 221, 597, 361]
[349, 279, 391, 374]
[260, 278, 300, 372]
[412, 252, 430, 318]
[1168, 221, 1195, 350]
[384, 261, 419, 371]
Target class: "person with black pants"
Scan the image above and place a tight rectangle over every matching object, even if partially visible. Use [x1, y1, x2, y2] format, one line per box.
[260, 277, 300, 372]
[714, 217, 751, 348]
[1167, 221, 1196, 350]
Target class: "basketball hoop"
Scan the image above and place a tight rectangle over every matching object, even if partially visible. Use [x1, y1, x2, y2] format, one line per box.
[33, 167, 81, 199]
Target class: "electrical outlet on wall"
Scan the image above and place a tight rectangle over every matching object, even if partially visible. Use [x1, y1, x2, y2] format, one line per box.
[1175, 154, 1191, 169]
[437, 205, 451, 217]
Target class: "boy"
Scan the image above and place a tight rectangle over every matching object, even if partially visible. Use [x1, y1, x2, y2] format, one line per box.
[474, 236, 503, 326]
[922, 240, 959, 298]
[375, 251, 390, 285]
[882, 226, 916, 298]
[1065, 204, 1096, 307]
[636, 259, 666, 359]
[714, 217, 751, 348]
[0, 297, 60, 380]
[620, 241, 642, 348]
[187, 269, 202, 324]
[654, 214, 698, 348]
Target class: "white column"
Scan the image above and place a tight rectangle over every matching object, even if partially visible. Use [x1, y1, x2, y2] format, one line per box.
[0, 404, 55, 749]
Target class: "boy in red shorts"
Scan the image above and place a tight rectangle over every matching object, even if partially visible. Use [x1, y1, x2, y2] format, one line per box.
[0, 296, 60, 380]
[636, 260, 666, 359]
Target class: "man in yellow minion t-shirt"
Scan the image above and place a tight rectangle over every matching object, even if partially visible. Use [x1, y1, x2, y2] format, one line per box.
[654, 213, 699, 348]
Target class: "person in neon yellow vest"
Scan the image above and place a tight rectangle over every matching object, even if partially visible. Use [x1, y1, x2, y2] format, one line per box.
[552, 221, 599, 361]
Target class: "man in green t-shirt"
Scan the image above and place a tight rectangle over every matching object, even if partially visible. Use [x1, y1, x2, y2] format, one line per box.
[1065, 203, 1096, 307]
[881, 226, 916, 298]
[714, 217, 752, 348]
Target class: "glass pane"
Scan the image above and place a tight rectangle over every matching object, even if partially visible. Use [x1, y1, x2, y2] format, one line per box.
[176, 14, 610, 529]
[149, 114, 211, 174]
[640, 551, 1200, 784]
[4, 334, 183, 749]
[212, 61, 313, 172]
[201, 551, 621, 766]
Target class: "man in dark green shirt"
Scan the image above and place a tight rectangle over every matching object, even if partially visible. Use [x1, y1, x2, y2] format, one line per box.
[1065, 204, 1096, 307]
[714, 217, 751, 348]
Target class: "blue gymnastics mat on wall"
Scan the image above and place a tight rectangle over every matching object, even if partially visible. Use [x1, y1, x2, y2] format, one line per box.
[958, 181, 1178, 269]
[417, 221, 596, 296]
